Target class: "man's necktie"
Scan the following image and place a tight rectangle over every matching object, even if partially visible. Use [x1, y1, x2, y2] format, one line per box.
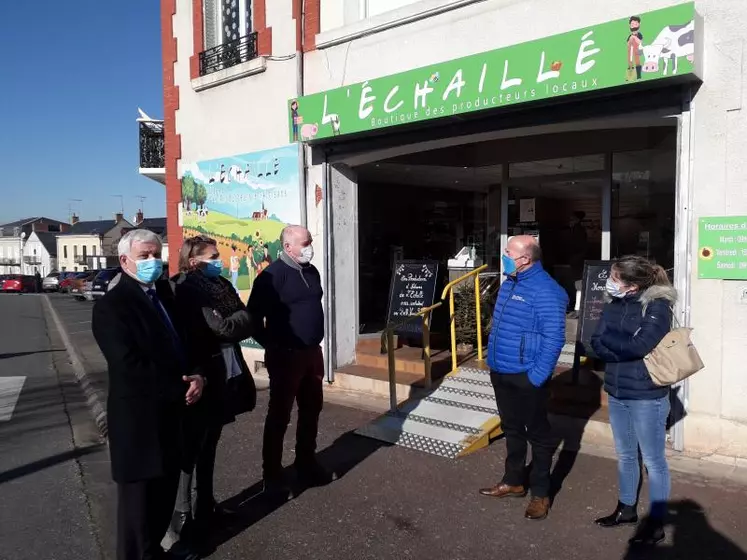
[146, 288, 187, 368]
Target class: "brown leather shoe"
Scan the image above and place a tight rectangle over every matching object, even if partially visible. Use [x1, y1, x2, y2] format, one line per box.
[479, 483, 527, 498]
[525, 497, 551, 520]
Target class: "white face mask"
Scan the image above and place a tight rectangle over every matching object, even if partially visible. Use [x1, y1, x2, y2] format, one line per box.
[605, 277, 628, 298]
[298, 245, 314, 264]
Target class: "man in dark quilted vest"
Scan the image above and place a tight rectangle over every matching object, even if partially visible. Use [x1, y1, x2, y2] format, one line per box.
[479, 235, 568, 521]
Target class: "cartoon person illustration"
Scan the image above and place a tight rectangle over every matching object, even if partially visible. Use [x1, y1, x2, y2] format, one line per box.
[256, 243, 273, 275]
[290, 100, 302, 142]
[627, 16, 644, 80]
[246, 245, 257, 289]
[230, 244, 240, 290]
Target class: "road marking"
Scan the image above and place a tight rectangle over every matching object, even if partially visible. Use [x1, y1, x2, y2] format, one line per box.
[0, 377, 26, 422]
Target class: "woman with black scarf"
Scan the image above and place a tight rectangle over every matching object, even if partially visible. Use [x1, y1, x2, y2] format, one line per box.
[169, 235, 256, 543]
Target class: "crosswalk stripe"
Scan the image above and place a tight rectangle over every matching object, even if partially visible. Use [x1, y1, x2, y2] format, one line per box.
[0, 377, 26, 422]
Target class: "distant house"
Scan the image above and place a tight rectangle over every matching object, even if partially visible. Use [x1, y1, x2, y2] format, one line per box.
[22, 231, 59, 276]
[0, 217, 69, 274]
[56, 214, 134, 272]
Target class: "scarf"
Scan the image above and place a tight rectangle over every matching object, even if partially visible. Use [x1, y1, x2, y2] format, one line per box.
[184, 269, 245, 318]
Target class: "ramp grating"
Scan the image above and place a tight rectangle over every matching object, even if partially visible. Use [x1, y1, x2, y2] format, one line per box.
[355, 366, 502, 459]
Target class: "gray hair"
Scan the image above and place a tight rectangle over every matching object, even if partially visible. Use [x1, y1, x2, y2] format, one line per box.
[117, 229, 162, 257]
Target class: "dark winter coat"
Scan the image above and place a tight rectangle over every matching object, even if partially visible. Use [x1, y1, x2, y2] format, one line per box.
[591, 284, 677, 400]
[171, 271, 257, 425]
[92, 273, 193, 483]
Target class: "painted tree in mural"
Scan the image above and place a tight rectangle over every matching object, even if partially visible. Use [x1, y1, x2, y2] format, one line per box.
[182, 174, 196, 211]
[195, 182, 208, 210]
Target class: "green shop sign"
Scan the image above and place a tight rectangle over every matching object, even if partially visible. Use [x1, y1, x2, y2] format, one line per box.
[698, 217, 747, 280]
[289, 2, 699, 143]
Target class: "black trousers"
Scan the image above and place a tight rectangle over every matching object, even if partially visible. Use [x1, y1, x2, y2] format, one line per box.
[262, 346, 324, 478]
[491, 371, 555, 498]
[176, 417, 223, 516]
[117, 470, 180, 560]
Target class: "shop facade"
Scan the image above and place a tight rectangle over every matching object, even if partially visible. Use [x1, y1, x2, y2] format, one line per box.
[295, 0, 747, 459]
[163, 0, 747, 459]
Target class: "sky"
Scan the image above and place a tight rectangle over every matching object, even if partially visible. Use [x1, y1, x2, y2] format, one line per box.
[0, 0, 166, 225]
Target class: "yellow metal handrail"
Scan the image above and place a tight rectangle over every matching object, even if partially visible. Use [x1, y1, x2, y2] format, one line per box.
[440, 265, 489, 372]
[381, 302, 442, 411]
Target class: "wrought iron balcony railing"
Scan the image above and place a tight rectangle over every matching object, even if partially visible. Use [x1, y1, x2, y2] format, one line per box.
[199, 32, 258, 77]
[139, 120, 165, 169]
[23, 256, 41, 265]
[0, 257, 20, 265]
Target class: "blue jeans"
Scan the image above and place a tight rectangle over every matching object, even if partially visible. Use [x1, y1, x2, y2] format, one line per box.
[608, 394, 671, 519]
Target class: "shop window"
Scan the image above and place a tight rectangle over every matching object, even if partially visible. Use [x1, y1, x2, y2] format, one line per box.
[611, 148, 676, 273]
[200, 0, 256, 76]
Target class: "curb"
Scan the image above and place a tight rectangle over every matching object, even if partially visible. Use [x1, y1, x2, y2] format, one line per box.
[42, 295, 108, 438]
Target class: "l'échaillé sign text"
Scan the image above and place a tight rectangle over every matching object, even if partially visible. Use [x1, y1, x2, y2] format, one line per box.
[288, 3, 698, 142]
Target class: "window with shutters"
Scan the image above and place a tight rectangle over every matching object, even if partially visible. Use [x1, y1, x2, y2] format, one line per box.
[199, 0, 257, 77]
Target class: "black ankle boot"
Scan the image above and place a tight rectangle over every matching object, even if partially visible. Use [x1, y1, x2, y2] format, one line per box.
[594, 502, 638, 527]
[629, 518, 665, 546]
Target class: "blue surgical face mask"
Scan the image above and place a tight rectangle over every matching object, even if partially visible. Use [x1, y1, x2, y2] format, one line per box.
[605, 277, 627, 298]
[134, 258, 163, 284]
[501, 254, 518, 276]
[202, 259, 223, 278]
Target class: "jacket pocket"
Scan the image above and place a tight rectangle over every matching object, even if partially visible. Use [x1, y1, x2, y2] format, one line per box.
[520, 334, 526, 365]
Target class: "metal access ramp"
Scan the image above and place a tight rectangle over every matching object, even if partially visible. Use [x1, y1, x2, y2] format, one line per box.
[355, 367, 502, 459]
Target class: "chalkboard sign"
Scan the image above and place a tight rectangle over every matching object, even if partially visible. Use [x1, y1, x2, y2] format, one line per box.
[386, 260, 439, 335]
[576, 260, 613, 358]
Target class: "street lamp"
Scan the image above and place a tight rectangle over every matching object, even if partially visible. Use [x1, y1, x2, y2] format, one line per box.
[19, 232, 26, 274]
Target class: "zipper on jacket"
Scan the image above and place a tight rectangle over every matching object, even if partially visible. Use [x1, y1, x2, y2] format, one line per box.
[520, 334, 525, 365]
[495, 280, 517, 329]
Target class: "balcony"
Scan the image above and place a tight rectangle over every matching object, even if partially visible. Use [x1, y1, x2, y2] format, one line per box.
[138, 110, 165, 185]
[199, 32, 258, 77]
[0, 257, 20, 266]
[23, 256, 41, 265]
[74, 256, 88, 266]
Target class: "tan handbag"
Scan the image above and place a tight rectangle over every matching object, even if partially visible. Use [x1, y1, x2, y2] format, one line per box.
[644, 326, 704, 386]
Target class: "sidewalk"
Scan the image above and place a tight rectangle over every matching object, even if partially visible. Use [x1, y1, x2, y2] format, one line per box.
[44, 294, 747, 559]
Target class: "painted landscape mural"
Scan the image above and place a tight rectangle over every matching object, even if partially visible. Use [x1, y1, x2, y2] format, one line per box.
[180, 144, 301, 305]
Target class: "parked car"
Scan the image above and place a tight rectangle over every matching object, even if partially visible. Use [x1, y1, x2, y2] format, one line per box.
[42, 272, 62, 292]
[60, 272, 88, 294]
[70, 271, 98, 300]
[91, 268, 121, 299]
[1, 275, 37, 294]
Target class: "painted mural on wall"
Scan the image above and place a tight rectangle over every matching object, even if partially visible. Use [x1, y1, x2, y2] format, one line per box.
[180, 144, 301, 305]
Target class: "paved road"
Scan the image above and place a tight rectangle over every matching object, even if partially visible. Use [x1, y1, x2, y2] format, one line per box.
[0, 293, 107, 560]
[14, 294, 747, 559]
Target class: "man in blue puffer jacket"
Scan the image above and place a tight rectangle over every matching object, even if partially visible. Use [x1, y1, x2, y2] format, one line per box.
[479, 235, 568, 521]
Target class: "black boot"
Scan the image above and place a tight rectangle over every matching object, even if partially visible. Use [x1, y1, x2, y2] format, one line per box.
[629, 518, 666, 546]
[594, 502, 638, 527]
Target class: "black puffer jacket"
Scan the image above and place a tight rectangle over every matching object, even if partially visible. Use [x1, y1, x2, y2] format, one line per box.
[591, 284, 676, 400]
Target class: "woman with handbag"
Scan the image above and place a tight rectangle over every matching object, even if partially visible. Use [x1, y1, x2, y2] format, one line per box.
[170, 235, 257, 542]
[590, 255, 676, 546]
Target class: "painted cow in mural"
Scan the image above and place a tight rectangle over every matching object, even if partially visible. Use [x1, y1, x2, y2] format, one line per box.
[642, 20, 695, 76]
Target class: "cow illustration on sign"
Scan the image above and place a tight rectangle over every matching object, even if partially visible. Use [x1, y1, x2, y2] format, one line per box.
[626, 16, 644, 81]
[641, 20, 695, 76]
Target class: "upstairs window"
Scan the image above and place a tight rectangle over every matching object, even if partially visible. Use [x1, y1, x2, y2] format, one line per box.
[200, 0, 257, 76]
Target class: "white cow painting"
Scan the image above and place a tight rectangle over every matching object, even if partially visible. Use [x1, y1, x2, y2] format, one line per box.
[642, 21, 695, 76]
